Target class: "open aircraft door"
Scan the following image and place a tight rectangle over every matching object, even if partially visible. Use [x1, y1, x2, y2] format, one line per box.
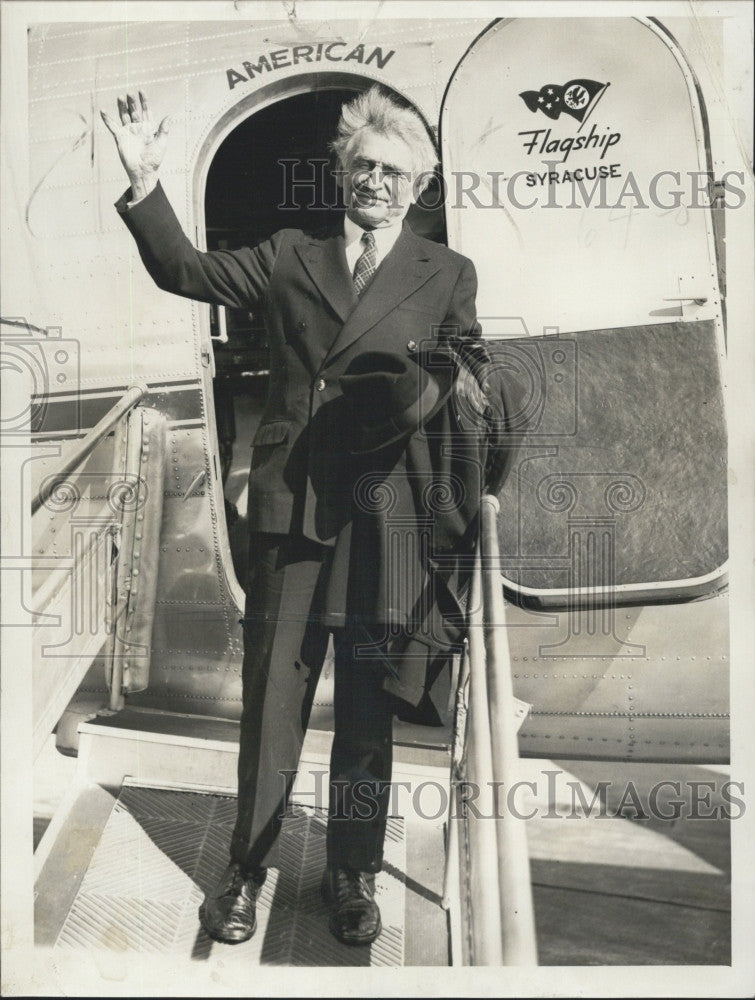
[440, 16, 728, 607]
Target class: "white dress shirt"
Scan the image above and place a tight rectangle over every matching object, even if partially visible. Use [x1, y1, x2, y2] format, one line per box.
[343, 215, 403, 276]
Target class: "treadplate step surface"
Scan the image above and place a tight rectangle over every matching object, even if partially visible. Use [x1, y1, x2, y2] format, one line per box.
[54, 786, 405, 967]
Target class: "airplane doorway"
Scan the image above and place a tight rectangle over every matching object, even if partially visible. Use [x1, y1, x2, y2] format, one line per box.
[204, 84, 446, 583]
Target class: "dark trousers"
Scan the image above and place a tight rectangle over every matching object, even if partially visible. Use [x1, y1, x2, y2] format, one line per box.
[230, 533, 394, 874]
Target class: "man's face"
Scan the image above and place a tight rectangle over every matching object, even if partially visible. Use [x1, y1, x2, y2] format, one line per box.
[340, 129, 418, 229]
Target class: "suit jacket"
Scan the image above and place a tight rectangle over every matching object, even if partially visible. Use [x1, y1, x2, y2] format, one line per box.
[118, 183, 494, 718]
[117, 183, 482, 546]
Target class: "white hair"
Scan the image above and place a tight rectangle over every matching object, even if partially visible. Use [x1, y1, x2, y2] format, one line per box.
[330, 85, 438, 193]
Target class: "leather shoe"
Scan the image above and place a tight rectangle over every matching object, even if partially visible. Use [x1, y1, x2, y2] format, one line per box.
[322, 867, 382, 946]
[199, 861, 267, 944]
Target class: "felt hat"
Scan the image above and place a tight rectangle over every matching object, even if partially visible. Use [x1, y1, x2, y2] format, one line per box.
[339, 346, 455, 453]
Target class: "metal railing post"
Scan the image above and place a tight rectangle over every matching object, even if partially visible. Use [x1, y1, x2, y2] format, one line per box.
[442, 644, 469, 916]
[480, 493, 538, 965]
[460, 534, 505, 965]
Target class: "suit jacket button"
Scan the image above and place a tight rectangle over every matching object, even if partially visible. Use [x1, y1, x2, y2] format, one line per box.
[315, 378, 326, 391]
[298, 320, 307, 330]
[407, 340, 417, 352]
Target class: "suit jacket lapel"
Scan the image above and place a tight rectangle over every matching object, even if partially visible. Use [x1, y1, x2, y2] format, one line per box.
[294, 232, 356, 324]
[323, 225, 441, 366]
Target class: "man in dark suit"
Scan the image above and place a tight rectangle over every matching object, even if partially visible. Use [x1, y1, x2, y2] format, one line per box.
[102, 85, 485, 947]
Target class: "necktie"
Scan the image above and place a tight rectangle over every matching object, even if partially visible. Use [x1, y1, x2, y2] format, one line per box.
[352, 230, 377, 296]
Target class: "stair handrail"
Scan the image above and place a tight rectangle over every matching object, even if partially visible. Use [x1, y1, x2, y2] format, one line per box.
[479, 493, 538, 965]
[32, 385, 146, 515]
[446, 494, 539, 965]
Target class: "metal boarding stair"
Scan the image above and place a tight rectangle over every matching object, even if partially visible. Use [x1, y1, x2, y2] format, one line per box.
[32, 701, 734, 975]
[51, 789, 405, 967]
[32, 492, 537, 971]
[34, 707, 453, 971]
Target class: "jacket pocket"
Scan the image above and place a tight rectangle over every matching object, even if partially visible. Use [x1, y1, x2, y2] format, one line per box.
[250, 419, 291, 472]
[252, 419, 291, 446]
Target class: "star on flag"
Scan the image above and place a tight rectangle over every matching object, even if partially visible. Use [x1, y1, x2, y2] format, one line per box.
[520, 79, 607, 122]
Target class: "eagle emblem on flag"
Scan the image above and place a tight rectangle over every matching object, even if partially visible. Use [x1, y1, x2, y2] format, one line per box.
[520, 79, 608, 122]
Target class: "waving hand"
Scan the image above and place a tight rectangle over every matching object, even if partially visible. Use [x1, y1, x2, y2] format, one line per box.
[101, 91, 171, 201]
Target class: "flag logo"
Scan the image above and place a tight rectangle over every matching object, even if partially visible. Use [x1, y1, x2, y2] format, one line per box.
[520, 79, 608, 124]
